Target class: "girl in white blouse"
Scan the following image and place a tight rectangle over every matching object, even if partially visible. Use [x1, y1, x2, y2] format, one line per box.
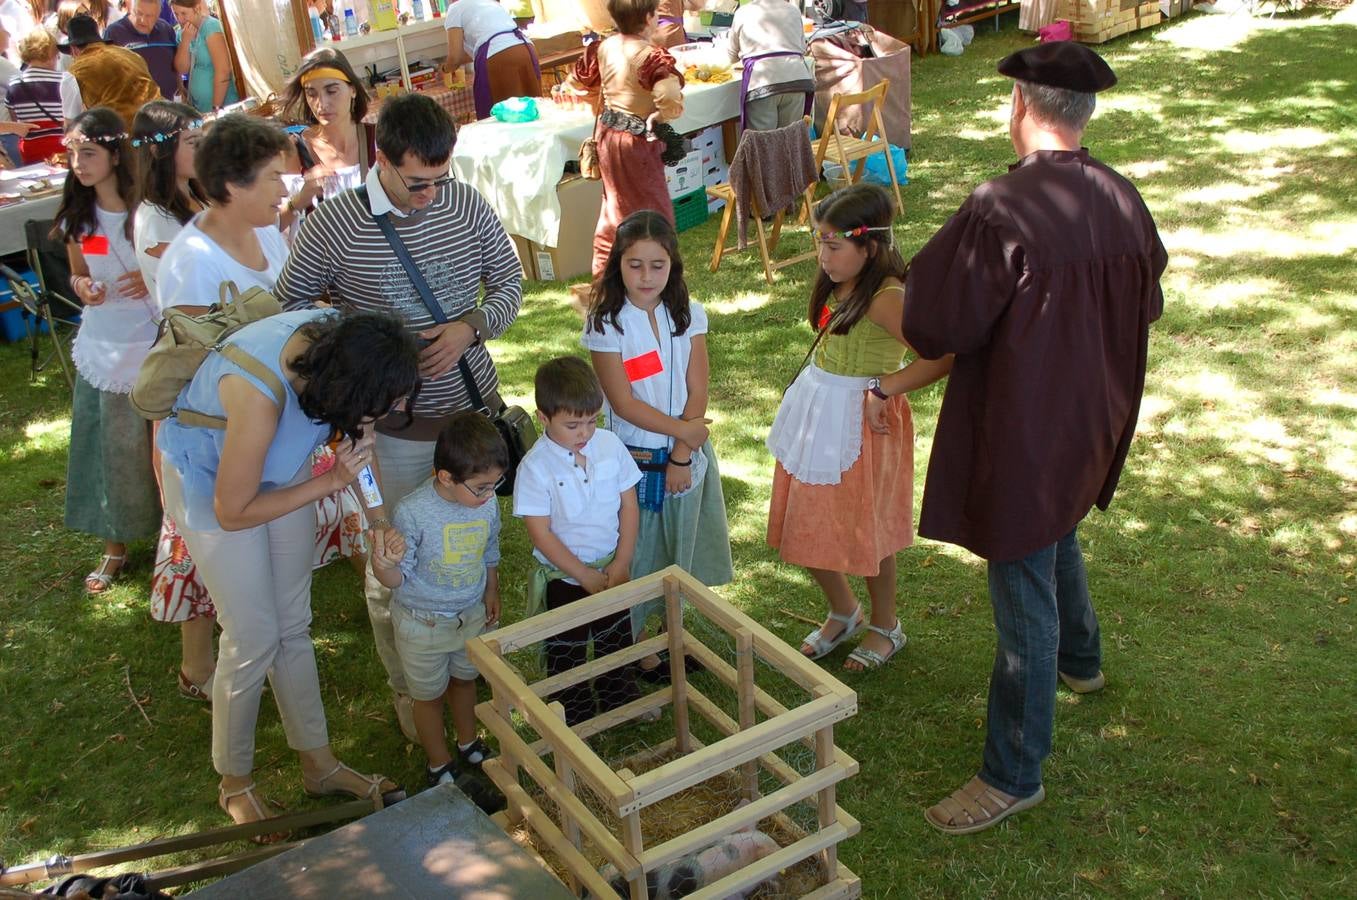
[54, 107, 161, 594]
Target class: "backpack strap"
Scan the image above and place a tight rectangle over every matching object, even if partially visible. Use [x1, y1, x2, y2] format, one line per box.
[174, 344, 287, 431]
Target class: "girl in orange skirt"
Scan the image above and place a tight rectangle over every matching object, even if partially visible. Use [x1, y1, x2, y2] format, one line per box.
[766, 184, 952, 671]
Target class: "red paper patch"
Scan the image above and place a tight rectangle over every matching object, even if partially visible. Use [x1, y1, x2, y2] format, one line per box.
[623, 349, 663, 382]
[818, 306, 832, 329]
[81, 235, 109, 256]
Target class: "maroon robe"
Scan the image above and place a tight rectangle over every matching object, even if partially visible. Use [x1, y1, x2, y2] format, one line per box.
[903, 148, 1167, 562]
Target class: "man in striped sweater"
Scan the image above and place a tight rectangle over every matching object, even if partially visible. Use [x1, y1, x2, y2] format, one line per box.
[277, 92, 523, 743]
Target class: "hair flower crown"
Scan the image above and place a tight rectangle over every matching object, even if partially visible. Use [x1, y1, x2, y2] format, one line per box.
[131, 120, 204, 148]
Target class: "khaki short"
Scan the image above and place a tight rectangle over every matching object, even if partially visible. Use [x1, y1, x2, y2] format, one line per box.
[392, 601, 487, 700]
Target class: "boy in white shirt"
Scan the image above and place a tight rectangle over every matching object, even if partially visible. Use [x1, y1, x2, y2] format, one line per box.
[513, 356, 644, 726]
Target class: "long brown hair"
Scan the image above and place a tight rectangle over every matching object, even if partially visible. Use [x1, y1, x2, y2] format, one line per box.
[131, 100, 209, 226]
[281, 46, 370, 127]
[808, 183, 905, 334]
[53, 108, 136, 243]
[587, 209, 691, 337]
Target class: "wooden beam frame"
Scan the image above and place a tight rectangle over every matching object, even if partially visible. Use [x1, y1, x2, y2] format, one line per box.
[466, 567, 862, 898]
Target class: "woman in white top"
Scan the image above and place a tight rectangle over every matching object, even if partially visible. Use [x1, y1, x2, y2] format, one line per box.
[278, 47, 375, 223]
[155, 116, 291, 317]
[443, 0, 539, 120]
[55, 107, 161, 594]
[130, 98, 222, 702]
[131, 100, 206, 298]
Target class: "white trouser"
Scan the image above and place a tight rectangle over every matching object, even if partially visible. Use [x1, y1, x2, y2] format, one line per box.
[364, 432, 438, 695]
[163, 465, 328, 776]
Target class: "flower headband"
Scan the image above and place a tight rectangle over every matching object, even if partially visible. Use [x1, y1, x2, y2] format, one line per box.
[131, 119, 204, 148]
[816, 224, 894, 241]
[62, 129, 128, 148]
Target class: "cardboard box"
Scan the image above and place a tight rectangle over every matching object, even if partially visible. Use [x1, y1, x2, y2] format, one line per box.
[665, 149, 704, 199]
[689, 124, 725, 167]
[1159, 0, 1188, 16]
[507, 233, 533, 279]
[525, 175, 604, 282]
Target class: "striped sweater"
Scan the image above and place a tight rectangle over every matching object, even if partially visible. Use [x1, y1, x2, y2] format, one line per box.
[5, 66, 66, 141]
[276, 180, 523, 419]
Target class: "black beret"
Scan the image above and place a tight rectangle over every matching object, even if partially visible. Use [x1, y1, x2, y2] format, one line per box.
[997, 42, 1117, 93]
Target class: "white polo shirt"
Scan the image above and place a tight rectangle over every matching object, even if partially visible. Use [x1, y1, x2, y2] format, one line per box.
[581, 298, 708, 449]
[513, 428, 642, 573]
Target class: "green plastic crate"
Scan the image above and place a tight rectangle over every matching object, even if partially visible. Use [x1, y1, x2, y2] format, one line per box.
[672, 188, 708, 233]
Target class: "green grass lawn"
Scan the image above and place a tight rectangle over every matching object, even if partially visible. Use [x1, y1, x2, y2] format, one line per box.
[2, 8, 1355, 895]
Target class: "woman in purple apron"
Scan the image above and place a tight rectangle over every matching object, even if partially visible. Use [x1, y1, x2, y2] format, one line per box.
[726, 0, 814, 131]
[443, 0, 540, 120]
[652, 0, 692, 48]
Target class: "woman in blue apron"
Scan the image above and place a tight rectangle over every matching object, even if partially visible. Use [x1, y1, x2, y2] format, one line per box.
[442, 0, 539, 120]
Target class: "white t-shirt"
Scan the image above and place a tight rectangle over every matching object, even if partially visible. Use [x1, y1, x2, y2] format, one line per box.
[133, 203, 187, 301]
[155, 215, 290, 315]
[580, 298, 709, 449]
[444, 0, 524, 61]
[513, 428, 642, 573]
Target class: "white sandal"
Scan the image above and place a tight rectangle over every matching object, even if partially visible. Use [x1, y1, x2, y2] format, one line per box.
[845, 619, 907, 671]
[303, 762, 406, 810]
[84, 553, 125, 594]
[801, 604, 865, 660]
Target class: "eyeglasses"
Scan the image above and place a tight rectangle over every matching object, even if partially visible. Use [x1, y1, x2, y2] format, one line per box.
[392, 165, 454, 195]
[458, 476, 504, 499]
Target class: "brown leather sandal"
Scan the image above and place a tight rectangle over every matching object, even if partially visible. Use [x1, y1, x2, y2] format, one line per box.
[924, 776, 1045, 835]
[178, 669, 214, 703]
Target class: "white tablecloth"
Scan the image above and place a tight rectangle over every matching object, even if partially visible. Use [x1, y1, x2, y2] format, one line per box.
[0, 164, 66, 257]
[452, 79, 741, 247]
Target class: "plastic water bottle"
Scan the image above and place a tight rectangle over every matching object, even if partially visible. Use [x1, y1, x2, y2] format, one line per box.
[344, 6, 357, 35]
[412, 0, 425, 21]
[308, 4, 324, 42]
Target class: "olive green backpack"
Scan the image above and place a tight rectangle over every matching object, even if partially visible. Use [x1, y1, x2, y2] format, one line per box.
[129, 282, 285, 428]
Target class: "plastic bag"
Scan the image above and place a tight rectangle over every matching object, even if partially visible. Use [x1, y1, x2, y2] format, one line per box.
[823, 138, 908, 188]
[490, 97, 539, 123]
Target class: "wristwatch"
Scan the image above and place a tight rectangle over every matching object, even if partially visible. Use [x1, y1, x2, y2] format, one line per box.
[867, 377, 888, 401]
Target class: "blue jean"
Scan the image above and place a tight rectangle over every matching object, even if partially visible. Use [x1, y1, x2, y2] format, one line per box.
[981, 527, 1101, 798]
[0, 134, 20, 167]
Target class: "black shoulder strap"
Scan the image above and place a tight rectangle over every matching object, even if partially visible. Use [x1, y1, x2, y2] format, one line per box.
[360, 185, 491, 414]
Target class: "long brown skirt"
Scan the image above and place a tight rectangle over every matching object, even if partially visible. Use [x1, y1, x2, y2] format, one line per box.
[484, 43, 542, 113]
[592, 126, 673, 277]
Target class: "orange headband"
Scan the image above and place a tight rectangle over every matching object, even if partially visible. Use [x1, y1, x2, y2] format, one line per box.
[300, 66, 351, 86]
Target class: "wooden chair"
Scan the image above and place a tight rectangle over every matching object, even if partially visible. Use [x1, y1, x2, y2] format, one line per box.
[706, 118, 818, 284]
[813, 79, 905, 216]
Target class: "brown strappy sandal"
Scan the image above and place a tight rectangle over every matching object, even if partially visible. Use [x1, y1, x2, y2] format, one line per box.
[925, 776, 1046, 835]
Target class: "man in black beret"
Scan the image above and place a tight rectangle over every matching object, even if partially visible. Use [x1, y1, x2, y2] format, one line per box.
[868, 41, 1167, 834]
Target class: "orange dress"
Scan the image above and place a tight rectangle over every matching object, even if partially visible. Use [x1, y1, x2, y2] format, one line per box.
[767, 297, 915, 576]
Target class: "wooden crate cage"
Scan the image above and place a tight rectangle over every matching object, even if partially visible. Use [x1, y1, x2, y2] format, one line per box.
[466, 567, 862, 900]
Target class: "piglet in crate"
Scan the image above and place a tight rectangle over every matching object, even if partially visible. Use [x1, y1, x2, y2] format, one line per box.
[597, 828, 781, 899]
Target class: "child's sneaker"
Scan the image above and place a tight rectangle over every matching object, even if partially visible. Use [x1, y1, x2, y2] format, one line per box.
[457, 738, 495, 767]
[426, 761, 457, 788]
